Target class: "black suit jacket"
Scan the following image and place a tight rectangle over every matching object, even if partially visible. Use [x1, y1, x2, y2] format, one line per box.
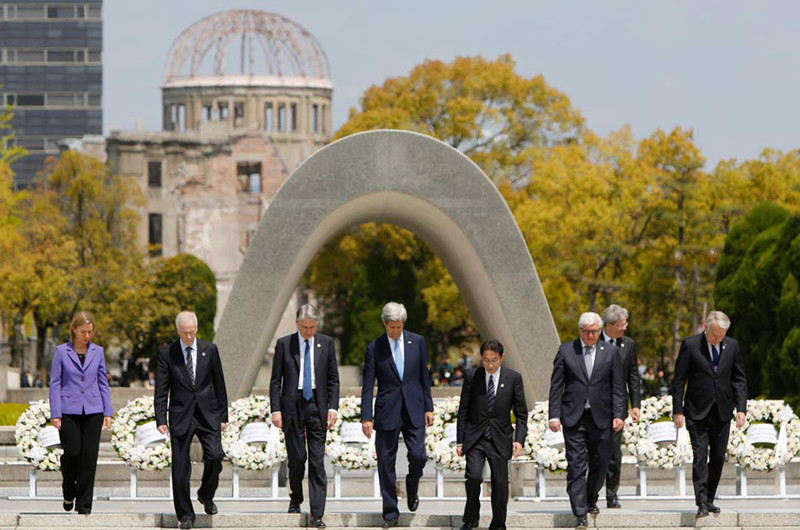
[154, 339, 228, 436]
[269, 332, 340, 427]
[548, 339, 626, 429]
[361, 331, 433, 431]
[601, 333, 642, 414]
[456, 366, 528, 460]
[670, 332, 747, 422]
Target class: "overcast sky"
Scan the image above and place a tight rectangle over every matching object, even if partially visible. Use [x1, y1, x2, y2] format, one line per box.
[104, 1, 800, 169]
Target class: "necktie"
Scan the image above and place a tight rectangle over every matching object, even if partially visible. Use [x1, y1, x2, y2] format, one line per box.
[584, 346, 593, 379]
[185, 346, 194, 386]
[303, 339, 313, 401]
[485, 374, 495, 439]
[394, 339, 404, 380]
[609, 338, 615, 346]
[711, 345, 720, 374]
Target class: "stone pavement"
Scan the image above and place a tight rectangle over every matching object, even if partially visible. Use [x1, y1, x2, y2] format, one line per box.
[1, 497, 800, 529]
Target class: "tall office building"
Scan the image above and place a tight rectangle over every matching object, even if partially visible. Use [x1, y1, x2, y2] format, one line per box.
[0, 1, 102, 188]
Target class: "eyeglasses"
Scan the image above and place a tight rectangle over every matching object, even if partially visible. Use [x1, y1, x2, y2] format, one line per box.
[580, 328, 601, 335]
[481, 357, 502, 365]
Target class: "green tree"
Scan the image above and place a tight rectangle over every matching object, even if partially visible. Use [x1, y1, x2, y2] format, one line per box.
[715, 202, 800, 405]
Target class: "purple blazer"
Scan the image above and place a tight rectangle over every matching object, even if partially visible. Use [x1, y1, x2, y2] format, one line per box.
[49, 341, 113, 419]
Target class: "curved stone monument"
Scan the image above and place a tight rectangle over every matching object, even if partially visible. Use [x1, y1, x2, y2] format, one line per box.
[215, 129, 560, 405]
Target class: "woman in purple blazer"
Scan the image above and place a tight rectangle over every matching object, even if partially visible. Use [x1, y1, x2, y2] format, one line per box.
[49, 311, 113, 515]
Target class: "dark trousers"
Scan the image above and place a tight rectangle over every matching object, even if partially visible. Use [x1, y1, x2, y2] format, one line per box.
[563, 409, 612, 517]
[686, 408, 729, 506]
[463, 436, 509, 530]
[284, 393, 328, 517]
[170, 406, 224, 521]
[59, 412, 103, 513]
[605, 428, 623, 501]
[375, 406, 428, 521]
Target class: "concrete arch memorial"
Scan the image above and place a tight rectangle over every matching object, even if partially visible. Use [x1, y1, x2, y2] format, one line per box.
[215, 129, 560, 406]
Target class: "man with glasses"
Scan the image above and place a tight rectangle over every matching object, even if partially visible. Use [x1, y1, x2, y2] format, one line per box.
[548, 312, 625, 530]
[670, 311, 746, 518]
[599, 305, 641, 509]
[456, 339, 527, 530]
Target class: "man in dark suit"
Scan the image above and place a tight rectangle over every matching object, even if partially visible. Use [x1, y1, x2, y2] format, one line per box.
[671, 310, 746, 517]
[155, 311, 228, 530]
[548, 312, 625, 530]
[361, 302, 434, 529]
[599, 304, 641, 509]
[270, 304, 339, 528]
[456, 339, 527, 530]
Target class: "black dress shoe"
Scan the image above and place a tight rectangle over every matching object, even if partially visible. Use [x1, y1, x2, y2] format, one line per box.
[178, 515, 194, 529]
[407, 494, 419, 512]
[607, 498, 622, 509]
[62, 500, 73, 512]
[575, 515, 588, 529]
[288, 503, 302, 514]
[382, 518, 398, 529]
[707, 502, 721, 513]
[696, 503, 709, 517]
[459, 521, 479, 530]
[588, 502, 600, 514]
[197, 494, 218, 515]
[77, 508, 91, 515]
[310, 516, 326, 528]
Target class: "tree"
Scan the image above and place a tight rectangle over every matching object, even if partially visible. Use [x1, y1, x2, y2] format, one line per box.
[309, 55, 585, 363]
[715, 202, 800, 406]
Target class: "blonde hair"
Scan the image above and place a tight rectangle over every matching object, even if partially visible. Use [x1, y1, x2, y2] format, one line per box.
[69, 311, 96, 343]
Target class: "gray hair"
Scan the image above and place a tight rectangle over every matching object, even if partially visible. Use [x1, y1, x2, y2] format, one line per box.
[602, 304, 629, 325]
[175, 311, 198, 330]
[296, 303, 320, 321]
[706, 310, 731, 330]
[578, 312, 603, 329]
[381, 302, 407, 324]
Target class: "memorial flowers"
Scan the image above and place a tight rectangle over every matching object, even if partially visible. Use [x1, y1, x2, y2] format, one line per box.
[727, 399, 800, 471]
[326, 395, 376, 470]
[523, 401, 567, 471]
[111, 395, 171, 471]
[15, 399, 62, 471]
[222, 394, 286, 470]
[622, 395, 691, 469]
[425, 396, 465, 472]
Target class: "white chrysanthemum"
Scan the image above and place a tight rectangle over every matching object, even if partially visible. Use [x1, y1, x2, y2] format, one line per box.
[326, 395, 377, 470]
[727, 399, 800, 471]
[15, 400, 64, 471]
[111, 396, 171, 471]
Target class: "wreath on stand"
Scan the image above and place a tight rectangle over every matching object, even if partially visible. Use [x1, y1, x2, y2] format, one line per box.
[326, 395, 376, 470]
[622, 395, 692, 469]
[111, 395, 171, 471]
[728, 399, 800, 471]
[15, 399, 62, 471]
[523, 401, 567, 471]
[222, 394, 286, 470]
[425, 396, 465, 472]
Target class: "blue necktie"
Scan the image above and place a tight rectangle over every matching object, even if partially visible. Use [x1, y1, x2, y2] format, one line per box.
[394, 339, 404, 380]
[711, 345, 720, 374]
[485, 374, 495, 439]
[303, 339, 313, 401]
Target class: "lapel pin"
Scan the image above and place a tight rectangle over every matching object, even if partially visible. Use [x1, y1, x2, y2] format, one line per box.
[202, 352, 206, 357]
[501, 383, 505, 388]
[317, 343, 321, 347]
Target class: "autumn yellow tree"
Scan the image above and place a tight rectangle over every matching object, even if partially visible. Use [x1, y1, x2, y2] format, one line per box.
[310, 55, 585, 362]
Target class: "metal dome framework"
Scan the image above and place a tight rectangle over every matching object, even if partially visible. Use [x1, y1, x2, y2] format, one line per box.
[164, 10, 331, 82]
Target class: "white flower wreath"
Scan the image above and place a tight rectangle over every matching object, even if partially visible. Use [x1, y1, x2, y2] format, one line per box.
[111, 395, 171, 471]
[622, 395, 692, 469]
[222, 394, 286, 470]
[727, 399, 800, 471]
[326, 395, 376, 470]
[425, 396, 465, 472]
[15, 399, 62, 471]
[523, 401, 567, 472]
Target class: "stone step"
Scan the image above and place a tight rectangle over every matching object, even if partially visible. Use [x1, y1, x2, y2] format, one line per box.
[4, 511, 800, 528]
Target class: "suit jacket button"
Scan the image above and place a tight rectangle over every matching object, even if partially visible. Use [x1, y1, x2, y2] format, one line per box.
[81, 389, 85, 393]
[81, 376, 85, 381]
